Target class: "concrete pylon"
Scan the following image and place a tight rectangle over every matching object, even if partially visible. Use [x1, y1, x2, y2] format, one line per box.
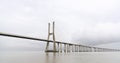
[45, 22, 57, 52]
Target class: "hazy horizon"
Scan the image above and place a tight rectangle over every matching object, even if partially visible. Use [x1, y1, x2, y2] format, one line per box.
[1, 0, 120, 51]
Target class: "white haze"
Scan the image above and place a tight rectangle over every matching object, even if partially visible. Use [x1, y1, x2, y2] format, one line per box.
[0, 0, 120, 51]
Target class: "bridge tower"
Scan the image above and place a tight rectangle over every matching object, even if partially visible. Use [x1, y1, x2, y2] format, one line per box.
[45, 22, 57, 52]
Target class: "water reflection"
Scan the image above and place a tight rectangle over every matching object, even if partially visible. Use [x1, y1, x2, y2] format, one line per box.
[45, 52, 57, 63]
[1, 52, 120, 63]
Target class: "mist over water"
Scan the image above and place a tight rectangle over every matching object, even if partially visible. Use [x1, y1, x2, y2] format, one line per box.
[1, 52, 120, 63]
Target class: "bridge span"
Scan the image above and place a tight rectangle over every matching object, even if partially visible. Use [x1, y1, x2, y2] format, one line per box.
[0, 22, 120, 52]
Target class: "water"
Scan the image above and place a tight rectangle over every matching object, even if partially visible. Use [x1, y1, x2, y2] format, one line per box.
[0, 51, 120, 63]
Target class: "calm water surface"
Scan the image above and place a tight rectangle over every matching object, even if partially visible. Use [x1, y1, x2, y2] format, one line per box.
[0, 51, 120, 63]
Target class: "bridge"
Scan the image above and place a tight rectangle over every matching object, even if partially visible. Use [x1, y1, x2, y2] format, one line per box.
[0, 22, 120, 52]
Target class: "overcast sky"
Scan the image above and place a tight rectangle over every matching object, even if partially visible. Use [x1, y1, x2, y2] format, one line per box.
[0, 0, 120, 51]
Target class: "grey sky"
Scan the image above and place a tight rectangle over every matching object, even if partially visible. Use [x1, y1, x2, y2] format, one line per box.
[0, 0, 120, 51]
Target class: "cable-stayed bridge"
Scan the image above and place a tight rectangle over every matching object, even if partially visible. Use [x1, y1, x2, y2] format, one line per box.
[0, 22, 120, 52]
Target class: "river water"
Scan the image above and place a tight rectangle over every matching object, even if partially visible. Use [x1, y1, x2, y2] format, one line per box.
[0, 51, 120, 63]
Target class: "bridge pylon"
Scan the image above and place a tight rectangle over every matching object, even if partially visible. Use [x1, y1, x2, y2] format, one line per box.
[45, 22, 57, 52]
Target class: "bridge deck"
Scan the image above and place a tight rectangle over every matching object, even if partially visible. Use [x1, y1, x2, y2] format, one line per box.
[0, 32, 76, 45]
[0, 32, 120, 52]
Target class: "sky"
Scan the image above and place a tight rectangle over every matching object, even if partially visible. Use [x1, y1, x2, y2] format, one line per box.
[0, 0, 120, 51]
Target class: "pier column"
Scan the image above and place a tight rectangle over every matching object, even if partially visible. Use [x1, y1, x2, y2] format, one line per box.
[83, 47, 86, 52]
[81, 46, 83, 52]
[94, 48, 96, 52]
[75, 45, 78, 52]
[72, 45, 74, 52]
[98, 48, 100, 52]
[91, 47, 94, 52]
[88, 47, 90, 52]
[78, 46, 79, 52]
[102, 49, 104, 52]
[87, 47, 90, 52]
[90, 47, 92, 52]
[89, 47, 92, 52]
[85, 47, 87, 52]
[80, 46, 82, 52]
[103, 48, 105, 52]
[76, 45, 78, 52]
[95, 48, 97, 52]
[74, 45, 76, 52]
[64, 44, 66, 52]
[75, 45, 77, 52]
[69, 45, 71, 52]
[82, 46, 84, 52]
[66, 44, 68, 52]
[60, 43, 62, 52]
[77, 46, 79, 52]
[67, 44, 70, 52]
[73, 45, 75, 52]
[79, 46, 81, 52]
[57, 43, 59, 52]
[86, 47, 88, 52]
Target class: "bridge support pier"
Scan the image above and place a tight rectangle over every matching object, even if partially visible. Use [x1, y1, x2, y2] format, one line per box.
[67, 44, 70, 52]
[60, 43, 62, 52]
[80, 46, 83, 52]
[69, 45, 71, 52]
[88, 47, 91, 52]
[91, 47, 94, 52]
[95, 48, 98, 52]
[74, 45, 76, 52]
[79, 46, 81, 52]
[57, 43, 59, 52]
[72, 45, 74, 52]
[94, 48, 96, 52]
[67, 44, 69, 52]
[77, 46, 79, 52]
[75, 45, 77, 52]
[83, 46, 85, 52]
[64, 44, 66, 52]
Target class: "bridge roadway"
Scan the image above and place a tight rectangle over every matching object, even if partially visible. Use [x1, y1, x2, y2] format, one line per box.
[0, 32, 77, 45]
[0, 32, 120, 52]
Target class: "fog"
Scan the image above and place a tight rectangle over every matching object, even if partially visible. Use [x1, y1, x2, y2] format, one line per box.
[0, 0, 120, 51]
